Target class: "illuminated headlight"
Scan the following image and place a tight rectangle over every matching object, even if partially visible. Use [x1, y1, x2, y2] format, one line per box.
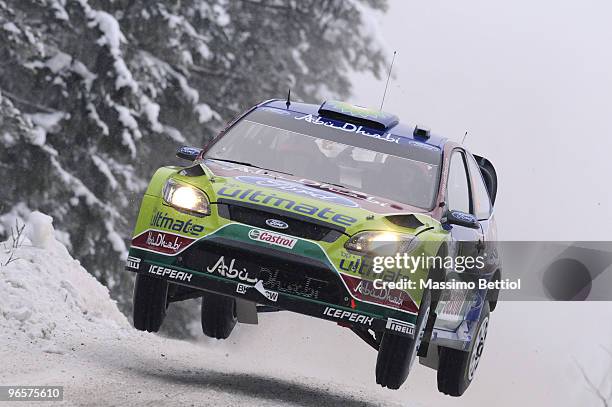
[162, 179, 210, 215]
[344, 231, 419, 256]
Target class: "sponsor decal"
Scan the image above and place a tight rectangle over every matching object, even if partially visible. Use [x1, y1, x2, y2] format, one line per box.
[147, 231, 181, 252]
[235, 176, 359, 208]
[407, 140, 440, 152]
[149, 211, 204, 236]
[339, 257, 418, 287]
[265, 218, 289, 229]
[260, 107, 290, 116]
[217, 185, 357, 227]
[322, 306, 374, 326]
[451, 211, 476, 223]
[148, 265, 193, 282]
[236, 282, 279, 302]
[386, 318, 415, 336]
[131, 230, 195, 255]
[339, 257, 372, 276]
[340, 274, 419, 314]
[207, 160, 398, 210]
[126, 256, 141, 270]
[294, 114, 401, 144]
[206, 255, 258, 284]
[248, 228, 297, 249]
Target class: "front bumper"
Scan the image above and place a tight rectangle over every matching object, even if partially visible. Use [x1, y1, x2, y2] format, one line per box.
[126, 222, 419, 336]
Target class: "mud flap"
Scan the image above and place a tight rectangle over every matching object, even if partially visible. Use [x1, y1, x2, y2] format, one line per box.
[417, 310, 437, 358]
[235, 299, 258, 324]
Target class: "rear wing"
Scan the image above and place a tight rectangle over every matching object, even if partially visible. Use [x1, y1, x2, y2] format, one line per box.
[473, 155, 498, 205]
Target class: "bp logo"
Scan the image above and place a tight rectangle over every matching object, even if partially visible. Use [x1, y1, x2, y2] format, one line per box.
[235, 176, 359, 208]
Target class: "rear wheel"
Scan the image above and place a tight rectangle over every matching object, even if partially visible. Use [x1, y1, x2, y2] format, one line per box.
[201, 292, 237, 339]
[376, 290, 431, 389]
[437, 302, 490, 396]
[133, 274, 168, 332]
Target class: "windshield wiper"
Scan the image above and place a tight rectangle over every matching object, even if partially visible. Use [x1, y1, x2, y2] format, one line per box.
[206, 157, 293, 176]
[320, 180, 352, 190]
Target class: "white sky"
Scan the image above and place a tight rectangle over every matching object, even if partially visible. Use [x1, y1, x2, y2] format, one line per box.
[343, 2, 612, 405]
[350, 0, 612, 240]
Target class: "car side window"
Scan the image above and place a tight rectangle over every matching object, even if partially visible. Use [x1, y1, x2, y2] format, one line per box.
[447, 151, 471, 214]
[467, 154, 492, 220]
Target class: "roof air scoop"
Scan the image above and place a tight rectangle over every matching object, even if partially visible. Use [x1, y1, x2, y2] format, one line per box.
[318, 100, 399, 131]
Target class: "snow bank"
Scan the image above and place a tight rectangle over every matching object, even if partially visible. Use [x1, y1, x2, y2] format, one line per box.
[0, 211, 129, 350]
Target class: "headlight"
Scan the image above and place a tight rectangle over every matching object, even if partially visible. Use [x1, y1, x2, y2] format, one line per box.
[344, 231, 419, 256]
[162, 179, 210, 215]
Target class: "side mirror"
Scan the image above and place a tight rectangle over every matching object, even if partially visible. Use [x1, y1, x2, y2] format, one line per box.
[443, 210, 480, 229]
[176, 146, 203, 161]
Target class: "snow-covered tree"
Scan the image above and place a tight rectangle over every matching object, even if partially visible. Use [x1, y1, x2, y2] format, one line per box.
[0, 0, 388, 335]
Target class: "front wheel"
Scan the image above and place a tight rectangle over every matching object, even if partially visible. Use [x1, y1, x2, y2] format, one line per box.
[376, 290, 431, 389]
[437, 302, 490, 396]
[133, 274, 168, 332]
[201, 292, 237, 339]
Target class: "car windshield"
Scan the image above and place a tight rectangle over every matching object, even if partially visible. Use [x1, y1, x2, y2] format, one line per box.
[205, 111, 440, 209]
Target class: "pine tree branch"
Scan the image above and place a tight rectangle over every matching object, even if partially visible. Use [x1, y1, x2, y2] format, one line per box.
[574, 359, 610, 407]
[0, 88, 56, 113]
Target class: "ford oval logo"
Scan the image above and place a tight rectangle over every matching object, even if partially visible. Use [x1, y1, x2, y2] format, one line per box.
[266, 219, 289, 229]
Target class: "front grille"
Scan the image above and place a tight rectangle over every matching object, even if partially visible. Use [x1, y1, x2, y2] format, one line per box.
[179, 240, 346, 304]
[221, 202, 341, 242]
[258, 265, 339, 301]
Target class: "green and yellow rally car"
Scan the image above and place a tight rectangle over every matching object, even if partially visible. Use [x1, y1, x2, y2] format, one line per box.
[126, 99, 501, 396]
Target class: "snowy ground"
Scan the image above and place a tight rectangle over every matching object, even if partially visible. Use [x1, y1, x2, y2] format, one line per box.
[1, 213, 610, 406]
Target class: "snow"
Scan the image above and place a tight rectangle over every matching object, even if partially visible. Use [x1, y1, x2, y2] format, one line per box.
[27, 111, 67, 132]
[115, 104, 138, 133]
[91, 154, 119, 190]
[46, 51, 72, 73]
[24, 111, 68, 146]
[27, 126, 47, 146]
[81, 4, 138, 92]
[194, 103, 219, 123]
[0, 212, 403, 406]
[50, 0, 70, 21]
[0, 211, 129, 346]
[177, 74, 199, 104]
[104, 220, 127, 254]
[198, 43, 212, 60]
[212, 3, 230, 26]
[88, 10, 125, 53]
[2, 21, 20, 35]
[86, 102, 109, 135]
[140, 95, 163, 132]
[114, 104, 141, 157]
[72, 60, 97, 91]
[1, 212, 610, 405]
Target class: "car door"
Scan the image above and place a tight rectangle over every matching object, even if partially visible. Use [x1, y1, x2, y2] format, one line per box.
[465, 152, 499, 277]
[446, 149, 485, 265]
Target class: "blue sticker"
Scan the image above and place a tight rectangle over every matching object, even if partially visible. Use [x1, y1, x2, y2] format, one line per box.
[235, 176, 359, 208]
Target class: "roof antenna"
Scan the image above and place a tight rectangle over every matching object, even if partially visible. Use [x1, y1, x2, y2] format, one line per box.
[461, 131, 468, 144]
[286, 88, 291, 109]
[380, 50, 397, 111]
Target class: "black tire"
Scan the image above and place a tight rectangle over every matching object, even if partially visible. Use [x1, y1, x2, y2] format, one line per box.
[376, 290, 431, 390]
[133, 274, 168, 332]
[201, 292, 237, 339]
[437, 302, 490, 396]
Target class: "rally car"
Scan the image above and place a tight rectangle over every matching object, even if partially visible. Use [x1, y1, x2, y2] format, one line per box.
[126, 99, 500, 396]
